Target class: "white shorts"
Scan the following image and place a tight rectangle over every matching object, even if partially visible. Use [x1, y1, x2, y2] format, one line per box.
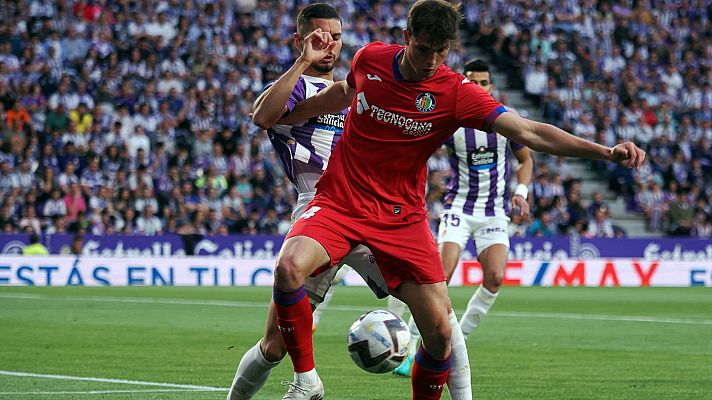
[292, 193, 389, 304]
[437, 208, 510, 256]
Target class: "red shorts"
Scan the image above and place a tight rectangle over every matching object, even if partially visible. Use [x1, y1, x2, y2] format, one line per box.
[286, 197, 446, 290]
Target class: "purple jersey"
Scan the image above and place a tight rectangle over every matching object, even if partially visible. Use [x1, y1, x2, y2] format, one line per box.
[443, 127, 524, 217]
[266, 75, 348, 194]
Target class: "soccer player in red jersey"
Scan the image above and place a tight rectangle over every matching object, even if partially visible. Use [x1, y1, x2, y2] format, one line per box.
[273, 1, 646, 399]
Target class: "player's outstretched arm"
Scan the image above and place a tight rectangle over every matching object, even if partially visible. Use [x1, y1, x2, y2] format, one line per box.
[252, 28, 337, 129]
[279, 80, 355, 125]
[491, 112, 646, 168]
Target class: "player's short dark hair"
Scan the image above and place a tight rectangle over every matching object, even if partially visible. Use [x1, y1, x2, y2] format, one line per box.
[407, 0, 462, 46]
[297, 3, 341, 35]
[463, 59, 490, 74]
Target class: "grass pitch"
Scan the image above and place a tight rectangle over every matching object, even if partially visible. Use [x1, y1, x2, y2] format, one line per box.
[0, 285, 710, 399]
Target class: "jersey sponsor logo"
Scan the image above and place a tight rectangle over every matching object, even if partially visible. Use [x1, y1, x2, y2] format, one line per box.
[366, 73, 382, 81]
[356, 92, 433, 136]
[415, 92, 436, 113]
[479, 226, 507, 235]
[309, 113, 346, 130]
[468, 146, 497, 170]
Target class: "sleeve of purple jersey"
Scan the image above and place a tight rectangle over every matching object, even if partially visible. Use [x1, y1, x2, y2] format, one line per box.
[510, 141, 525, 151]
[285, 77, 307, 112]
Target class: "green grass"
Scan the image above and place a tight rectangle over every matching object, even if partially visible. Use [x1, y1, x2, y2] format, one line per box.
[0, 286, 711, 399]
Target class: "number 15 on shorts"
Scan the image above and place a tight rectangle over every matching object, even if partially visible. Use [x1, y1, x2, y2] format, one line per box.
[442, 213, 460, 227]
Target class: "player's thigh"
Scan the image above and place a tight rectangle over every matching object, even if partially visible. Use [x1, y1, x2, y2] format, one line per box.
[438, 242, 462, 282]
[397, 281, 451, 355]
[364, 219, 446, 290]
[276, 235, 332, 277]
[283, 202, 357, 273]
[341, 245, 391, 299]
[473, 217, 510, 284]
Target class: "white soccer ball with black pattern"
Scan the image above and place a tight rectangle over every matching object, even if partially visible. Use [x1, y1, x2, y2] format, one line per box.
[347, 309, 411, 374]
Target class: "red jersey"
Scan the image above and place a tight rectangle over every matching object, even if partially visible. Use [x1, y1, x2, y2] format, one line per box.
[315, 42, 506, 224]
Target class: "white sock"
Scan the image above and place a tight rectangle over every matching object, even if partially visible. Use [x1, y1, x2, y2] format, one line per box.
[387, 296, 408, 318]
[406, 315, 421, 356]
[227, 340, 280, 400]
[294, 368, 320, 386]
[446, 311, 472, 400]
[460, 285, 499, 338]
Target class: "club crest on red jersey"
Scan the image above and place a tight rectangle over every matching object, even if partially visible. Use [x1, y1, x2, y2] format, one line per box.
[415, 92, 436, 113]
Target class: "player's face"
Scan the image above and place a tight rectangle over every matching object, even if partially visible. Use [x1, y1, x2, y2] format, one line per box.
[300, 18, 342, 74]
[465, 71, 493, 95]
[402, 30, 450, 80]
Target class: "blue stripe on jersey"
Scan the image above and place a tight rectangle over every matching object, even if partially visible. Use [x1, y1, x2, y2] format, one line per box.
[311, 124, 342, 132]
[462, 128, 478, 215]
[485, 132, 498, 216]
[483, 105, 507, 131]
[392, 49, 405, 81]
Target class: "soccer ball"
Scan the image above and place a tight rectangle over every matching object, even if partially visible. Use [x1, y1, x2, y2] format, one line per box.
[347, 309, 411, 374]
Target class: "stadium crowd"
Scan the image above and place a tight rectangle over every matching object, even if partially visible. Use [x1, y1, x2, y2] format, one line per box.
[464, 0, 711, 237]
[0, 0, 709, 239]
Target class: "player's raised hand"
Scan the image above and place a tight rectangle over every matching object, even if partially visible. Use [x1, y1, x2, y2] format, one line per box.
[298, 28, 337, 65]
[610, 142, 646, 169]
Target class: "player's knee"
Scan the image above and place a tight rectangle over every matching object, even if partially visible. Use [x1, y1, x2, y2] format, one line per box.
[274, 253, 307, 286]
[423, 319, 452, 358]
[484, 269, 504, 290]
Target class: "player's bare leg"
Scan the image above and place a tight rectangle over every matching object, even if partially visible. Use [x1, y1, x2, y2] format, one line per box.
[398, 281, 453, 399]
[460, 244, 508, 338]
[273, 236, 330, 400]
[439, 242, 463, 283]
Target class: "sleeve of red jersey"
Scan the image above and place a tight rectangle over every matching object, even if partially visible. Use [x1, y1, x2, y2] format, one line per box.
[454, 79, 507, 132]
[346, 47, 366, 88]
[346, 42, 380, 88]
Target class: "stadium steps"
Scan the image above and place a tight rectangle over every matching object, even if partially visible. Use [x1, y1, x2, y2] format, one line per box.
[465, 45, 655, 237]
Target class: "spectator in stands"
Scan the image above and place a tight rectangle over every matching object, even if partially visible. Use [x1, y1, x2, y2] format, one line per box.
[527, 208, 557, 237]
[668, 190, 695, 236]
[587, 206, 615, 238]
